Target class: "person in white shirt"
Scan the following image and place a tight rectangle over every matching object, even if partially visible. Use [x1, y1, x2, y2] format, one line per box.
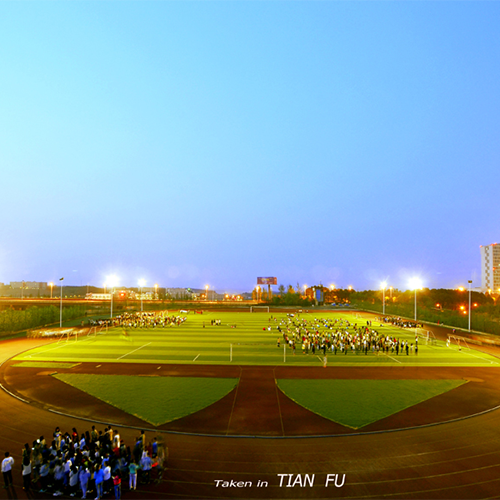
[2, 451, 14, 488]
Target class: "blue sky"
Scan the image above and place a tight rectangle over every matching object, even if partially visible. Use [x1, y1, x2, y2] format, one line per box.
[1, 1, 499, 292]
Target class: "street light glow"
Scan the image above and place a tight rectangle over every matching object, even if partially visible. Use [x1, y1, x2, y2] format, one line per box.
[138, 279, 146, 288]
[408, 278, 422, 290]
[107, 275, 119, 288]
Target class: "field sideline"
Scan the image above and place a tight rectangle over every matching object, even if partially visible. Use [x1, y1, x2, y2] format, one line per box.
[14, 310, 500, 367]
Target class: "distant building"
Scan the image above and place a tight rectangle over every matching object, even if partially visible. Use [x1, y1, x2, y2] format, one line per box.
[480, 243, 500, 292]
[10, 281, 47, 290]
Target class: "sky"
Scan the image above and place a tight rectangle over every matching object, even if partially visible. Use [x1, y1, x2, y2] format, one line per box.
[1, 1, 500, 293]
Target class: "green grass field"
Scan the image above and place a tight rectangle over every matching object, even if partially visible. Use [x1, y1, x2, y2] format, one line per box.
[14, 310, 500, 367]
[12, 311, 499, 429]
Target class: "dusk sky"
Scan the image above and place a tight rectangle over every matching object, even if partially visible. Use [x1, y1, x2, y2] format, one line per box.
[1, 1, 499, 293]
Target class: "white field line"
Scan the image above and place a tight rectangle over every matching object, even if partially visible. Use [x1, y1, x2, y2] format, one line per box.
[458, 349, 500, 365]
[26, 337, 94, 358]
[117, 342, 152, 360]
[386, 354, 402, 364]
[193, 354, 200, 362]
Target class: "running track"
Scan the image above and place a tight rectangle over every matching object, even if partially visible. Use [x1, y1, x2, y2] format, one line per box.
[2, 333, 500, 499]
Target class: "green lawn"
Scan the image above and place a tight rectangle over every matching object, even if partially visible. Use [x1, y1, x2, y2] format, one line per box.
[53, 373, 238, 426]
[12, 311, 495, 430]
[14, 311, 500, 367]
[277, 379, 467, 428]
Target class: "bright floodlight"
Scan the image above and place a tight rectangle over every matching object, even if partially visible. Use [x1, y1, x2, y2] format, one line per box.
[138, 279, 146, 288]
[381, 281, 387, 289]
[107, 275, 119, 288]
[409, 278, 422, 290]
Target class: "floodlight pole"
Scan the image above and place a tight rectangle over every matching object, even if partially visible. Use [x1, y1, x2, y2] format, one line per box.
[414, 288, 417, 322]
[468, 280, 473, 331]
[59, 278, 64, 327]
[382, 286, 386, 316]
[110, 288, 114, 319]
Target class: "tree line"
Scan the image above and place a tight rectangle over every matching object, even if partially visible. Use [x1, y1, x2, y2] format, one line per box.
[0, 305, 88, 336]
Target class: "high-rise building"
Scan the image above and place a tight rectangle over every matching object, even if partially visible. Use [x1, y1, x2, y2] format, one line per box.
[480, 243, 500, 292]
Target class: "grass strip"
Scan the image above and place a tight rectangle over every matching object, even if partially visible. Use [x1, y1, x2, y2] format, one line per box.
[53, 373, 238, 426]
[277, 379, 467, 429]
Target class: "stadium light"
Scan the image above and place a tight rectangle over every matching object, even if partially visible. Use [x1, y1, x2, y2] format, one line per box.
[409, 278, 422, 322]
[205, 284, 209, 301]
[59, 277, 64, 327]
[49, 282, 54, 299]
[138, 279, 146, 312]
[107, 275, 119, 319]
[381, 282, 387, 315]
[468, 280, 473, 331]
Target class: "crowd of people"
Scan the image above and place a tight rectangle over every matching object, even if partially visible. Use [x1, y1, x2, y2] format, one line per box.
[90, 311, 187, 329]
[275, 315, 420, 356]
[380, 316, 423, 330]
[2, 424, 167, 499]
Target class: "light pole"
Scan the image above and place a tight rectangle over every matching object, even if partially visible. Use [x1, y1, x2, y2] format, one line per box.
[155, 283, 159, 300]
[49, 282, 54, 299]
[107, 275, 118, 319]
[468, 280, 473, 331]
[59, 277, 64, 327]
[205, 285, 209, 301]
[138, 279, 146, 312]
[409, 278, 422, 322]
[381, 282, 387, 316]
[256, 286, 260, 303]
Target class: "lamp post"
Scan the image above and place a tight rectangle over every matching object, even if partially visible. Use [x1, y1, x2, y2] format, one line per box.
[49, 282, 54, 299]
[256, 286, 260, 303]
[107, 275, 118, 319]
[409, 278, 422, 322]
[468, 280, 473, 331]
[59, 277, 64, 327]
[381, 282, 387, 316]
[138, 279, 146, 312]
[205, 285, 209, 301]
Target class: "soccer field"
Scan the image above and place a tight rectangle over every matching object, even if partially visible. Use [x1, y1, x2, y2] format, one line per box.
[14, 310, 500, 367]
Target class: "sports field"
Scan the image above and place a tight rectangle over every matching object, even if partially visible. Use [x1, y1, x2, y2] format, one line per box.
[14, 310, 500, 367]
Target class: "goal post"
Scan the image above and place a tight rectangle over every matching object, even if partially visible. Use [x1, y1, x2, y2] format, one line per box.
[447, 335, 470, 351]
[250, 306, 270, 313]
[415, 328, 436, 345]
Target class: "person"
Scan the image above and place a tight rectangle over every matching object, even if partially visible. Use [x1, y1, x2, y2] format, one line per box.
[113, 472, 121, 500]
[94, 464, 104, 500]
[2, 452, 14, 488]
[21, 456, 31, 491]
[128, 461, 138, 491]
[79, 466, 91, 499]
[68, 465, 79, 497]
[140, 451, 152, 484]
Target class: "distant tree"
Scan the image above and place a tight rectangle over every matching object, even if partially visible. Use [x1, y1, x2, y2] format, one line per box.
[287, 285, 295, 294]
[278, 284, 285, 296]
[252, 288, 257, 301]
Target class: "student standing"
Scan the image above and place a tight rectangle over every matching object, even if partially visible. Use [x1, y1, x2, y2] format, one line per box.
[2, 452, 14, 488]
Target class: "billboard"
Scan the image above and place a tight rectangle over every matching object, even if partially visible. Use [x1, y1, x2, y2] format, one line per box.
[257, 277, 277, 285]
